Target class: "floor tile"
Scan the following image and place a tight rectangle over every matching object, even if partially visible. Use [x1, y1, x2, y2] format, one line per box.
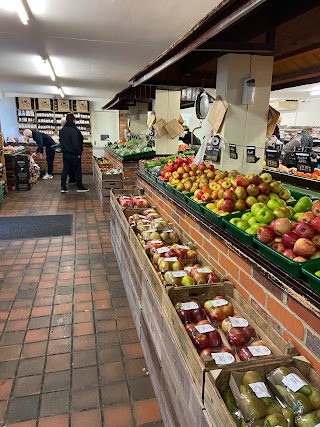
[103, 404, 134, 427]
[43, 370, 70, 392]
[47, 337, 71, 355]
[101, 380, 130, 406]
[71, 409, 101, 427]
[129, 376, 156, 401]
[13, 375, 42, 397]
[71, 387, 100, 412]
[38, 414, 69, 427]
[7, 420, 37, 427]
[99, 361, 126, 384]
[133, 398, 162, 425]
[28, 317, 50, 330]
[72, 366, 98, 390]
[46, 353, 71, 373]
[6, 395, 40, 424]
[40, 390, 69, 417]
[72, 349, 97, 368]
[21, 342, 47, 359]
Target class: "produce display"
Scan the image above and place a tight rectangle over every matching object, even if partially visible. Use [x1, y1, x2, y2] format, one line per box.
[108, 139, 155, 158]
[94, 157, 121, 175]
[3, 145, 27, 154]
[294, 169, 320, 181]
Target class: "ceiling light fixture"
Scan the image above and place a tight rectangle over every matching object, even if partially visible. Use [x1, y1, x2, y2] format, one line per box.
[43, 57, 56, 81]
[16, 0, 29, 25]
[58, 87, 65, 98]
[310, 90, 320, 96]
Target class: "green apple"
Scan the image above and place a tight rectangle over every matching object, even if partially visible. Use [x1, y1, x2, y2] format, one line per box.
[273, 207, 292, 219]
[315, 270, 320, 277]
[294, 196, 313, 213]
[230, 217, 242, 226]
[248, 216, 258, 226]
[181, 276, 195, 286]
[241, 212, 253, 221]
[293, 212, 303, 221]
[269, 192, 280, 200]
[246, 227, 258, 235]
[236, 220, 249, 231]
[267, 198, 285, 211]
[251, 202, 266, 216]
[250, 223, 263, 233]
[206, 203, 216, 211]
[255, 207, 275, 224]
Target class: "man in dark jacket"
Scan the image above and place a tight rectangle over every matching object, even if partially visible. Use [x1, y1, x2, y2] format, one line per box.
[59, 113, 89, 193]
[23, 129, 55, 179]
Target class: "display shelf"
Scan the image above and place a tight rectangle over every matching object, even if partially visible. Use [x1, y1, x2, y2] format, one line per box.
[262, 168, 320, 191]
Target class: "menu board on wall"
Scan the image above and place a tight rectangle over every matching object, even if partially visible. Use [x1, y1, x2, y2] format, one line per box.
[18, 97, 32, 110]
[57, 99, 70, 112]
[38, 98, 51, 111]
[76, 100, 88, 112]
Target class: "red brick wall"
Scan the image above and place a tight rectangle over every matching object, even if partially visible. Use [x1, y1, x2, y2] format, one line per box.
[29, 145, 93, 174]
[138, 176, 320, 373]
[119, 110, 128, 140]
[104, 149, 139, 189]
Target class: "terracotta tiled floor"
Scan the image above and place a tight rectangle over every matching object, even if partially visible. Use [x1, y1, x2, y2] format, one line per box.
[0, 177, 163, 427]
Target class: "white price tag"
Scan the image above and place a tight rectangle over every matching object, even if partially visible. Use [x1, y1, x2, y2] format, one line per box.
[156, 246, 170, 254]
[248, 345, 271, 357]
[154, 218, 165, 222]
[141, 219, 151, 223]
[249, 382, 271, 398]
[139, 215, 147, 219]
[164, 257, 178, 262]
[172, 271, 187, 278]
[178, 245, 190, 250]
[211, 352, 235, 365]
[229, 317, 249, 328]
[184, 267, 194, 272]
[210, 299, 228, 307]
[195, 324, 215, 333]
[162, 228, 173, 232]
[282, 374, 308, 392]
[197, 268, 212, 273]
[121, 196, 131, 198]
[180, 302, 199, 310]
[150, 240, 162, 244]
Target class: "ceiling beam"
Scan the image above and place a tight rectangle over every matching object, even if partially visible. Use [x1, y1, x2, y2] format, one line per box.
[272, 66, 320, 85]
[194, 42, 274, 54]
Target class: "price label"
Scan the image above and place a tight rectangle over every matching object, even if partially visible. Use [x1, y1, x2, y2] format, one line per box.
[246, 146, 259, 163]
[265, 149, 280, 169]
[282, 374, 308, 392]
[139, 215, 147, 219]
[156, 246, 170, 253]
[121, 196, 131, 198]
[150, 240, 162, 244]
[195, 324, 215, 333]
[162, 228, 173, 232]
[229, 317, 249, 328]
[141, 219, 151, 223]
[180, 302, 199, 310]
[229, 144, 238, 160]
[211, 147, 221, 163]
[249, 382, 271, 398]
[296, 153, 312, 173]
[178, 245, 190, 250]
[184, 266, 194, 272]
[197, 268, 212, 273]
[164, 257, 178, 262]
[210, 299, 228, 307]
[211, 352, 235, 365]
[172, 271, 187, 278]
[154, 218, 165, 222]
[248, 345, 271, 357]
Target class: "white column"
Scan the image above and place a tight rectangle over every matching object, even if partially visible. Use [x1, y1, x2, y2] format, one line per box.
[216, 54, 273, 173]
[153, 90, 181, 155]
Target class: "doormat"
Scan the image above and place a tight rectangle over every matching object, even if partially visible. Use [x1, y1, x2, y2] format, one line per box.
[0, 215, 73, 240]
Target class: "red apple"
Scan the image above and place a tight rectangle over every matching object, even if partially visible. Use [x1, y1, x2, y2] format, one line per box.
[293, 256, 308, 262]
[293, 238, 317, 258]
[257, 226, 275, 244]
[310, 217, 320, 233]
[207, 329, 222, 348]
[257, 194, 270, 204]
[299, 211, 315, 223]
[312, 234, 320, 249]
[273, 218, 292, 236]
[192, 308, 207, 323]
[258, 183, 271, 194]
[281, 231, 299, 249]
[295, 222, 315, 239]
[270, 241, 286, 253]
[246, 184, 259, 197]
[248, 175, 261, 186]
[220, 199, 234, 213]
[282, 249, 296, 260]
[235, 176, 250, 188]
[223, 189, 237, 202]
[238, 346, 256, 361]
[226, 328, 246, 347]
[312, 201, 320, 217]
[242, 326, 257, 343]
[200, 348, 213, 358]
[207, 271, 219, 284]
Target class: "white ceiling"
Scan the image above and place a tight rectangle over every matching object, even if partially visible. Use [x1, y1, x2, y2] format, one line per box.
[0, 0, 221, 101]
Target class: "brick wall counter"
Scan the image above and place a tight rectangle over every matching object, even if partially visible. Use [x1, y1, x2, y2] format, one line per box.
[104, 148, 140, 189]
[29, 144, 93, 174]
[137, 173, 320, 373]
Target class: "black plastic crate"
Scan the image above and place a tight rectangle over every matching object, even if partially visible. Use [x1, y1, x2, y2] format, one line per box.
[15, 155, 30, 174]
[16, 171, 31, 180]
[16, 180, 32, 191]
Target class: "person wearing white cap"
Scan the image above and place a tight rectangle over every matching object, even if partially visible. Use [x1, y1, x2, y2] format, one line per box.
[23, 129, 55, 179]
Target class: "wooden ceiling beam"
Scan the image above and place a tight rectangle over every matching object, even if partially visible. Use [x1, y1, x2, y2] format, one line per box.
[272, 65, 320, 85]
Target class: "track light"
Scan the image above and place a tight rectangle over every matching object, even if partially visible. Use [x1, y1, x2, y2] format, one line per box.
[16, 0, 29, 25]
[43, 57, 56, 81]
[58, 87, 65, 98]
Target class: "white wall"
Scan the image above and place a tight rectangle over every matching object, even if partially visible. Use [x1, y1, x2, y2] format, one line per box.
[0, 97, 19, 140]
[280, 98, 320, 126]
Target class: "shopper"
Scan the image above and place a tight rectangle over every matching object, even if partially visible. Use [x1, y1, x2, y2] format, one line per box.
[59, 113, 89, 193]
[60, 116, 76, 184]
[23, 129, 55, 179]
[281, 127, 314, 167]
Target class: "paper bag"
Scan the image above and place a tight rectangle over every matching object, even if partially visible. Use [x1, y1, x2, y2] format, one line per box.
[164, 119, 184, 139]
[178, 114, 184, 125]
[208, 97, 228, 133]
[154, 119, 168, 138]
[267, 106, 280, 136]
[147, 111, 156, 129]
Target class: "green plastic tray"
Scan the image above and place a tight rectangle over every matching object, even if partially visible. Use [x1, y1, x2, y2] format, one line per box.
[223, 213, 257, 247]
[163, 182, 175, 194]
[289, 190, 317, 202]
[202, 205, 226, 228]
[185, 195, 206, 213]
[254, 237, 306, 278]
[112, 150, 156, 161]
[172, 188, 192, 202]
[302, 259, 320, 293]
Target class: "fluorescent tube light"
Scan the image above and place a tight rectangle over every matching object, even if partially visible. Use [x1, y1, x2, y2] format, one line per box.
[16, 0, 29, 25]
[58, 87, 65, 98]
[310, 90, 320, 96]
[43, 57, 56, 81]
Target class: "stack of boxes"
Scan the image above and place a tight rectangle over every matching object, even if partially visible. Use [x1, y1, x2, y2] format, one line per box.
[92, 157, 123, 211]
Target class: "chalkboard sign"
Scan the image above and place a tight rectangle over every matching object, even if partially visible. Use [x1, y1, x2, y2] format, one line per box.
[296, 153, 313, 173]
[211, 147, 221, 163]
[246, 146, 258, 163]
[265, 148, 280, 168]
[229, 144, 238, 160]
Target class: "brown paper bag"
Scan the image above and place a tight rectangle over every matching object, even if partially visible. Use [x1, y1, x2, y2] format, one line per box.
[267, 106, 280, 136]
[178, 114, 184, 125]
[164, 119, 184, 139]
[208, 97, 228, 134]
[154, 119, 168, 138]
[147, 111, 156, 129]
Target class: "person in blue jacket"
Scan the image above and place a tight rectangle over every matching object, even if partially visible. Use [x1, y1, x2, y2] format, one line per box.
[23, 129, 55, 179]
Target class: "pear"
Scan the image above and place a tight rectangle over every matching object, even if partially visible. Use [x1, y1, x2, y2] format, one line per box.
[242, 371, 263, 386]
[241, 394, 267, 421]
[222, 388, 243, 427]
[240, 384, 253, 395]
[275, 385, 312, 414]
[297, 413, 320, 427]
[272, 367, 290, 385]
[282, 407, 295, 427]
[263, 413, 288, 427]
[309, 387, 320, 410]
[299, 384, 312, 396]
[264, 398, 282, 415]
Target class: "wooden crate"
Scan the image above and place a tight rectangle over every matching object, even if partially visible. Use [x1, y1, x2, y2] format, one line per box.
[204, 356, 320, 427]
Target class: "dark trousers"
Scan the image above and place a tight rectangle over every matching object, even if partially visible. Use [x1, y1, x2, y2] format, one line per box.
[61, 153, 83, 189]
[46, 144, 55, 175]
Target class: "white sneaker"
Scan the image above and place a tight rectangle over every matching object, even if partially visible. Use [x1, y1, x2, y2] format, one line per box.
[42, 174, 53, 180]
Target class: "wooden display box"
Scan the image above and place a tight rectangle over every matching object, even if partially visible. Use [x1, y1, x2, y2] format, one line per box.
[204, 356, 320, 427]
